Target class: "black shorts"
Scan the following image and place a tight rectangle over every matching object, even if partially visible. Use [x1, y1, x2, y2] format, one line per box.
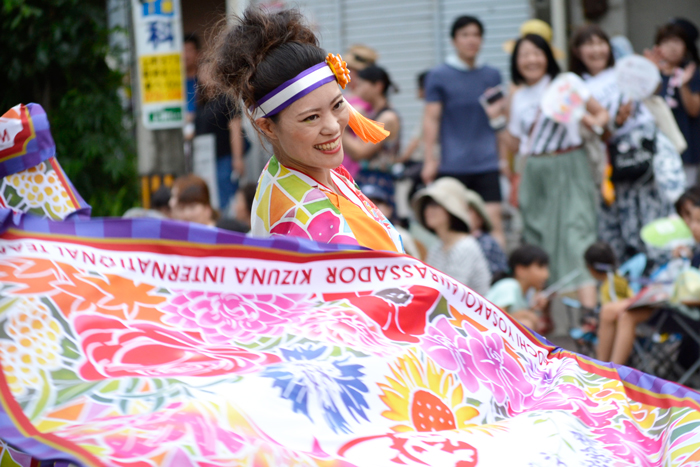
[437, 170, 502, 202]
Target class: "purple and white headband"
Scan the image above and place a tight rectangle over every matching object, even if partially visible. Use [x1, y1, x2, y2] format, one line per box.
[251, 62, 336, 119]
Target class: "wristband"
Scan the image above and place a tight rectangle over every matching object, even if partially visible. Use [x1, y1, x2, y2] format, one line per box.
[489, 115, 507, 131]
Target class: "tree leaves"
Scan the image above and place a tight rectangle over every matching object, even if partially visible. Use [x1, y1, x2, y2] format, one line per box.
[0, 0, 138, 216]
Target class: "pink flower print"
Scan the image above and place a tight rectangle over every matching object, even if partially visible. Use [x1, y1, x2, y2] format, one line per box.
[421, 317, 481, 393]
[61, 402, 246, 462]
[161, 292, 312, 344]
[461, 321, 536, 412]
[271, 219, 311, 239]
[297, 304, 398, 355]
[271, 210, 358, 245]
[593, 420, 663, 464]
[307, 210, 357, 244]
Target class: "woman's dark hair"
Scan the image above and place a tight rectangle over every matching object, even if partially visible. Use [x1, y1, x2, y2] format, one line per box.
[510, 34, 561, 85]
[417, 71, 429, 91]
[569, 24, 615, 77]
[240, 182, 258, 214]
[174, 175, 212, 207]
[449, 214, 470, 234]
[656, 21, 700, 66]
[420, 197, 470, 234]
[357, 65, 397, 96]
[174, 175, 218, 221]
[675, 185, 700, 215]
[451, 15, 483, 38]
[151, 185, 171, 211]
[584, 241, 617, 272]
[205, 7, 325, 122]
[184, 32, 201, 51]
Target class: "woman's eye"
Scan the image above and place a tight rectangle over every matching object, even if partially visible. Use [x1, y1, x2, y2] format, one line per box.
[303, 114, 319, 122]
[334, 100, 345, 110]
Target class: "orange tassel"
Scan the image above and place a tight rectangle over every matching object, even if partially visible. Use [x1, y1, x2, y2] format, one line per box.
[347, 102, 390, 144]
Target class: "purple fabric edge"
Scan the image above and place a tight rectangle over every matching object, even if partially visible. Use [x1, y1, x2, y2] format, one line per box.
[0, 104, 55, 180]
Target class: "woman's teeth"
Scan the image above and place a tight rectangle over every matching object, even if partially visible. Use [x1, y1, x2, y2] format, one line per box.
[315, 139, 340, 151]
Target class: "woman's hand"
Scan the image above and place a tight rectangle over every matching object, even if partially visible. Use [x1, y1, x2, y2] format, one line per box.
[233, 155, 245, 179]
[421, 157, 439, 185]
[583, 97, 609, 134]
[532, 292, 549, 312]
[673, 245, 693, 259]
[681, 62, 698, 87]
[615, 101, 633, 127]
[644, 46, 668, 72]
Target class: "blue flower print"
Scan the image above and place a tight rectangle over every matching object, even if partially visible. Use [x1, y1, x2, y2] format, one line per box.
[262, 344, 369, 433]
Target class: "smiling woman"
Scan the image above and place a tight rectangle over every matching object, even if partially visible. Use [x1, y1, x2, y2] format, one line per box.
[205, 7, 403, 252]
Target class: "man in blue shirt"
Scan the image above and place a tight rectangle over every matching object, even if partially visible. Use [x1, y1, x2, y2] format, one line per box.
[184, 33, 200, 118]
[421, 16, 506, 246]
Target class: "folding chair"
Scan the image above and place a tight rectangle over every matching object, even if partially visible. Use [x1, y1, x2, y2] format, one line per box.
[564, 297, 596, 357]
[648, 306, 700, 387]
[627, 309, 685, 380]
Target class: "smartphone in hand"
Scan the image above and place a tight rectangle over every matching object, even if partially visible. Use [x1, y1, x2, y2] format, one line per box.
[479, 85, 505, 108]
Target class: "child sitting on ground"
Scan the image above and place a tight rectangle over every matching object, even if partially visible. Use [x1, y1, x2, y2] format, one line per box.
[486, 244, 550, 332]
[588, 242, 644, 364]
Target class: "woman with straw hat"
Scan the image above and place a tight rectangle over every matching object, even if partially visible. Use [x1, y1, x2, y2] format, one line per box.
[413, 177, 491, 295]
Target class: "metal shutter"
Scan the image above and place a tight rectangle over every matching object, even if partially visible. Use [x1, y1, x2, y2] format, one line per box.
[341, 0, 437, 147]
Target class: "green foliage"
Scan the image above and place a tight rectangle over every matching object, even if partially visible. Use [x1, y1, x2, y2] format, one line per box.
[0, 0, 138, 216]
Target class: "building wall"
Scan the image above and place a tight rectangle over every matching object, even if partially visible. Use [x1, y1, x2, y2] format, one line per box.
[626, 0, 700, 52]
[182, 0, 226, 46]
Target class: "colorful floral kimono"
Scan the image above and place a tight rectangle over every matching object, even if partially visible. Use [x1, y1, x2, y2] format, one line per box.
[251, 155, 404, 253]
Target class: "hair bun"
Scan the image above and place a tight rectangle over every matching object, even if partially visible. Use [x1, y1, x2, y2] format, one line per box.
[204, 7, 322, 109]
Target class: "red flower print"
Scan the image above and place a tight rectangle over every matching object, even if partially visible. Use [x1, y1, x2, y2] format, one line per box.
[324, 286, 441, 343]
[74, 314, 280, 380]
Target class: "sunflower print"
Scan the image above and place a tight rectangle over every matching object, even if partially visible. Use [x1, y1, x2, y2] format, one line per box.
[378, 350, 479, 433]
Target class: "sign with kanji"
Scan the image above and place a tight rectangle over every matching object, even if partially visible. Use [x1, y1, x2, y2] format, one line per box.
[132, 0, 185, 129]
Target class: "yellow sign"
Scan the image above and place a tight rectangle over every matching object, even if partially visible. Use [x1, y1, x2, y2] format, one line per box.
[139, 54, 183, 104]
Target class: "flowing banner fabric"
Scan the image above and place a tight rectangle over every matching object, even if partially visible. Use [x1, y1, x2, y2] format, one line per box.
[0, 103, 89, 220]
[0, 213, 698, 466]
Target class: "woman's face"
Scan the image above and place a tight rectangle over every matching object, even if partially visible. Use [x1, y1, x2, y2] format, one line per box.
[680, 198, 695, 225]
[258, 81, 349, 175]
[172, 202, 212, 225]
[517, 40, 548, 85]
[424, 200, 450, 232]
[658, 37, 687, 67]
[347, 67, 359, 91]
[578, 35, 611, 76]
[233, 191, 250, 226]
[689, 205, 700, 243]
[467, 206, 483, 232]
[354, 77, 381, 103]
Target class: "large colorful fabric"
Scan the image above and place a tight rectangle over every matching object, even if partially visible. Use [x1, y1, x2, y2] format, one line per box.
[251, 155, 403, 252]
[0, 104, 89, 219]
[0, 210, 699, 466]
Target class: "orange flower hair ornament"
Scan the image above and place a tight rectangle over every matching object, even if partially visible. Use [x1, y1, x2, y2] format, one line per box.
[251, 53, 390, 144]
